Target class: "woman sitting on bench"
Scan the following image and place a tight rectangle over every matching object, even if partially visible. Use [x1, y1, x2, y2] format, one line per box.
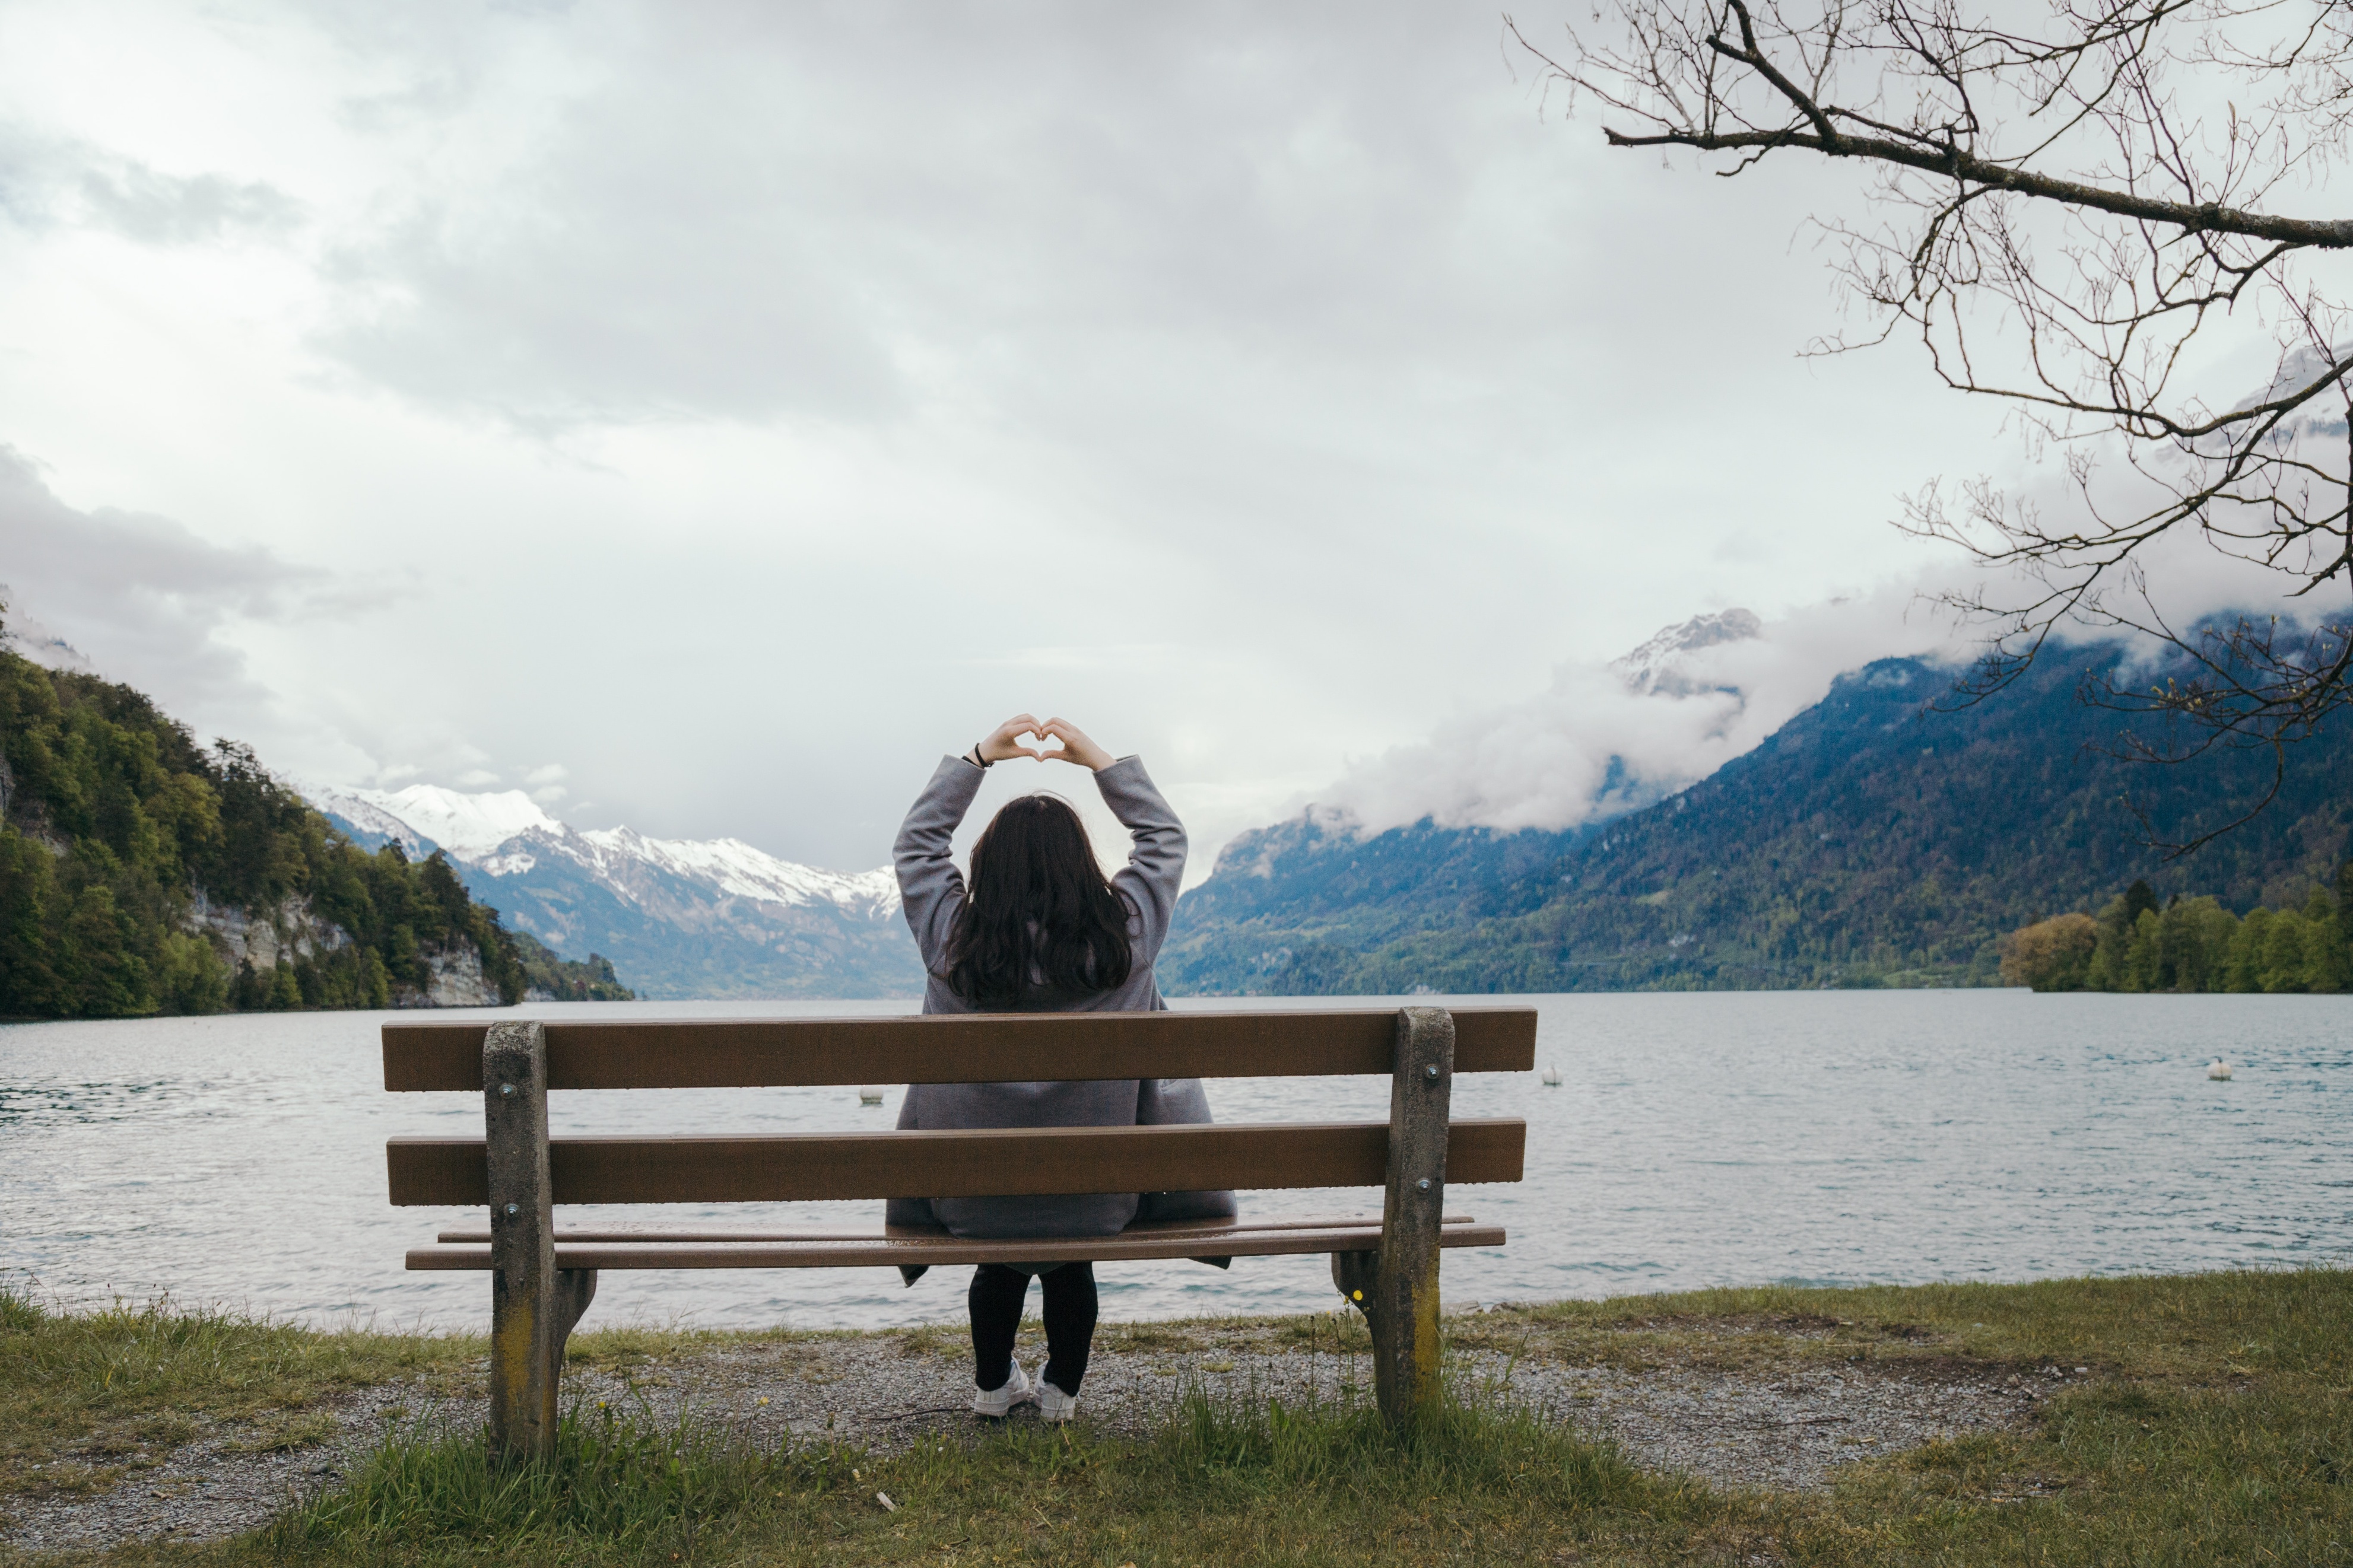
[888, 715, 1234, 1422]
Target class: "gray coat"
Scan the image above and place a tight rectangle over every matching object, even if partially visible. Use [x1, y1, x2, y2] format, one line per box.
[885, 754, 1237, 1244]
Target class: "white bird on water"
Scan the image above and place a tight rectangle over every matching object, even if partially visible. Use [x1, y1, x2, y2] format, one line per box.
[2206, 1059, 2233, 1082]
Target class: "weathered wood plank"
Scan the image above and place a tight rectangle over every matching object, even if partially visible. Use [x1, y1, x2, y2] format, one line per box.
[1371, 1006, 1452, 1425]
[385, 1119, 1528, 1206]
[382, 1008, 1538, 1092]
[482, 1022, 590, 1460]
[407, 1222, 1508, 1271]
[433, 1212, 1487, 1243]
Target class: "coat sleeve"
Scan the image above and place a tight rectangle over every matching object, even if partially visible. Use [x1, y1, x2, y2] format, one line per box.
[1093, 757, 1187, 968]
[894, 756, 988, 976]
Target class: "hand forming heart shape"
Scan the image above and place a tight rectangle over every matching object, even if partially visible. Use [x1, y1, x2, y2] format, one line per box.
[976, 714, 1113, 771]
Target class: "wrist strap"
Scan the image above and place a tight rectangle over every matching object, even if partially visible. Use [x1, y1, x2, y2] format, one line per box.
[966, 743, 990, 769]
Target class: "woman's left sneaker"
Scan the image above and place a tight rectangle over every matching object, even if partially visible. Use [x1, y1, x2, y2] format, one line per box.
[972, 1362, 1034, 1418]
[1036, 1380, 1079, 1423]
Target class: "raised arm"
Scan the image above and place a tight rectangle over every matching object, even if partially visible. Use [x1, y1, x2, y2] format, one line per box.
[1039, 718, 1187, 965]
[894, 715, 1046, 971]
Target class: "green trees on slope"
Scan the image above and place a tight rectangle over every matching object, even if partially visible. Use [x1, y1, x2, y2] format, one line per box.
[1164, 648, 2353, 997]
[1999, 870, 2353, 993]
[513, 935, 634, 1001]
[0, 642, 551, 1019]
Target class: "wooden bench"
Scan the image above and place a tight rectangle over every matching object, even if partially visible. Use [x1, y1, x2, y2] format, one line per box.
[383, 1005, 1533, 1453]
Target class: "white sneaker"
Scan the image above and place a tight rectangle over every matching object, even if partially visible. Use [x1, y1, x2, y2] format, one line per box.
[1036, 1378, 1079, 1424]
[972, 1360, 1034, 1418]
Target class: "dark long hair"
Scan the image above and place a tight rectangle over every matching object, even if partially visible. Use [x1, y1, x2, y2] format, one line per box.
[946, 793, 1133, 1009]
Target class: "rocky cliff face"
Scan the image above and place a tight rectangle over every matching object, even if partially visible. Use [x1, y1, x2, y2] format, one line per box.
[184, 890, 504, 1008]
[414, 944, 501, 1007]
[184, 892, 347, 972]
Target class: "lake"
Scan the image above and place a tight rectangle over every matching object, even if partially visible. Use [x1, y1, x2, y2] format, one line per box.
[2, 991, 2345, 1332]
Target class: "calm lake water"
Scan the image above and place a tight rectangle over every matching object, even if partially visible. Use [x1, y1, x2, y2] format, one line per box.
[2, 992, 2346, 1332]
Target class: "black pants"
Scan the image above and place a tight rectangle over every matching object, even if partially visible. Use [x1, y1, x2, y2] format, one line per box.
[969, 1262, 1097, 1397]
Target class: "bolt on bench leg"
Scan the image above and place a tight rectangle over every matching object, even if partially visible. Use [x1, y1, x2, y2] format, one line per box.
[484, 1020, 593, 1459]
[1371, 1006, 1452, 1426]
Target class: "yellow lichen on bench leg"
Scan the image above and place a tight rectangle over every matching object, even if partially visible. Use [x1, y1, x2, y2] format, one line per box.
[1370, 1007, 1452, 1427]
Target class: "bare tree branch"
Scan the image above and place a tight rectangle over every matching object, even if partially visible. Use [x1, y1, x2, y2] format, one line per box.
[1601, 120, 2353, 247]
[1514, 0, 2353, 844]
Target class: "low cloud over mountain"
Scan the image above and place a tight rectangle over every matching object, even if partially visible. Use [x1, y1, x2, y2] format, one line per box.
[1310, 587, 1970, 841]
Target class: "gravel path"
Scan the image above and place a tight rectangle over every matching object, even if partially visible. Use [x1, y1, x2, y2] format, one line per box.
[1, 1316, 2066, 1552]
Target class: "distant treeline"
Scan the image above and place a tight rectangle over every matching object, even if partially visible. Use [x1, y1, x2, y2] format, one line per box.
[0, 638, 630, 1019]
[1999, 870, 2353, 994]
[522, 943, 633, 1002]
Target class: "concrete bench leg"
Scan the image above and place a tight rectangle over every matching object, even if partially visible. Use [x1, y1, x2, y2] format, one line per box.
[1335, 1008, 1453, 1427]
[484, 1020, 595, 1459]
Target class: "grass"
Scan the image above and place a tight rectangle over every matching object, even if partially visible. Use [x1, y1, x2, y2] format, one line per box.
[1453, 1267, 2353, 1382]
[0, 1289, 476, 1506]
[2, 1269, 2347, 1566]
[240, 1378, 1712, 1566]
[270, 1402, 796, 1552]
[1030, 1265, 2353, 1387]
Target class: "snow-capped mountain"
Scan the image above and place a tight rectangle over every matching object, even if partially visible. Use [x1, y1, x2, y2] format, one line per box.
[1304, 607, 1784, 842]
[545, 825, 898, 921]
[304, 784, 919, 999]
[312, 785, 560, 861]
[1608, 608, 1762, 698]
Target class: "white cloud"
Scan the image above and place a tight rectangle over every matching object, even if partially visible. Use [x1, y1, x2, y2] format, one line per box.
[0, 446, 322, 711]
[0, 121, 300, 244]
[77, 163, 300, 246]
[0, 0, 2331, 882]
[1314, 582, 1974, 837]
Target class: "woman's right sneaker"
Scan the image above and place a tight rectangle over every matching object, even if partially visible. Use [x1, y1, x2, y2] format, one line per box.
[1036, 1379, 1079, 1424]
[972, 1362, 1034, 1419]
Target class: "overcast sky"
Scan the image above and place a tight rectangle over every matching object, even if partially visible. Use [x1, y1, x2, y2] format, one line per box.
[0, 0, 2092, 874]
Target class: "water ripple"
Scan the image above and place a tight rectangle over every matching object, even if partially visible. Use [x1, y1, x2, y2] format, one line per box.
[2, 991, 2346, 1330]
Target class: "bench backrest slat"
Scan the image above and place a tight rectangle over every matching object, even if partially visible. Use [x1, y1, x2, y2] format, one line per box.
[386, 1119, 1528, 1206]
[382, 1009, 1537, 1092]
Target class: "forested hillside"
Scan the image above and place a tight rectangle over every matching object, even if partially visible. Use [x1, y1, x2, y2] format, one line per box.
[515, 937, 634, 1001]
[1164, 644, 2353, 993]
[0, 638, 627, 1019]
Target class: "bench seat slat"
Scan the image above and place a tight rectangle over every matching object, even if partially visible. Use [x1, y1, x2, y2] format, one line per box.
[382, 1008, 1536, 1092]
[406, 1222, 1508, 1271]
[386, 1119, 1526, 1207]
[431, 1212, 1488, 1243]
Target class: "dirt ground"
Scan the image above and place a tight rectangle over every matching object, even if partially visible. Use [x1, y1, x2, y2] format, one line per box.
[1, 1308, 2067, 1553]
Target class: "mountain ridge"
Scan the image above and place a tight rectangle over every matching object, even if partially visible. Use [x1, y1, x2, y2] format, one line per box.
[0, 638, 627, 1019]
[308, 623, 2353, 1001]
[306, 784, 919, 998]
[1162, 643, 2353, 994]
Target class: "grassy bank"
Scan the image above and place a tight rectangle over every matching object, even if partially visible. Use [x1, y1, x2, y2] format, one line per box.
[0, 1291, 476, 1507]
[2, 1269, 2346, 1566]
